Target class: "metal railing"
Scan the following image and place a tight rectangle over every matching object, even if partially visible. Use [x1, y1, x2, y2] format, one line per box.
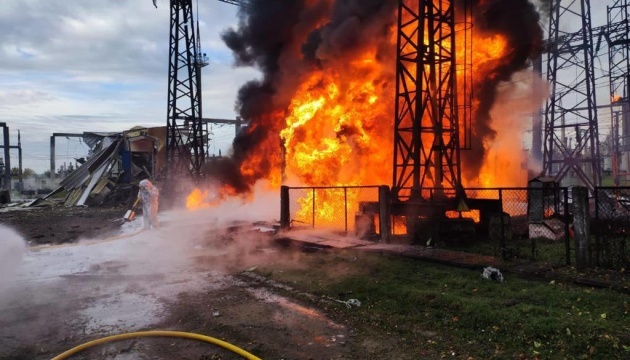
[283, 185, 381, 236]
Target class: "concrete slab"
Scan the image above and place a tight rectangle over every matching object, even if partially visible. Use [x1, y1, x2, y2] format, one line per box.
[276, 229, 374, 249]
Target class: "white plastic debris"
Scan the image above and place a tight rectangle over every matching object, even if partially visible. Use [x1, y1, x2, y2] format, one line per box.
[327, 297, 362, 308]
[480, 266, 504, 283]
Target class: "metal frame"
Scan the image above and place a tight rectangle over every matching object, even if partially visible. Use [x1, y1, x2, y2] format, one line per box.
[607, 0, 630, 186]
[165, 0, 207, 182]
[392, 0, 464, 202]
[543, 0, 601, 191]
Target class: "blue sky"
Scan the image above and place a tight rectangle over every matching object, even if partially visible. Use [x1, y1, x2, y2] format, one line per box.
[0, 0, 259, 173]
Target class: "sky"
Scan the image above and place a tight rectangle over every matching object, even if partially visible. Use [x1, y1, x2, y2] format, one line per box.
[0, 0, 623, 174]
[0, 0, 259, 173]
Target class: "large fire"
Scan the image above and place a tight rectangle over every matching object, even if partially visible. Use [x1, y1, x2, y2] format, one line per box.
[188, 0, 542, 225]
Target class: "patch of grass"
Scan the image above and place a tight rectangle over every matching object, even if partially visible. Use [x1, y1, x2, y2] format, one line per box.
[261, 251, 629, 359]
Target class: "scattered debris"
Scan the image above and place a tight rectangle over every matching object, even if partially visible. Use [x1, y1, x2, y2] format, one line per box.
[326, 296, 362, 309]
[481, 266, 504, 283]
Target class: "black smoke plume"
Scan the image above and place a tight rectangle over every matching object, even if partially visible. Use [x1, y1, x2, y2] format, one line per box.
[215, 0, 542, 192]
[214, 0, 394, 192]
[458, 0, 543, 180]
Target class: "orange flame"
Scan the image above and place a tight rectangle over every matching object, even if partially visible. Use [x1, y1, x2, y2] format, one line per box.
[186, 188, 210, 210]
[188, 6, 524, 227]
[185, 184, 246, 211]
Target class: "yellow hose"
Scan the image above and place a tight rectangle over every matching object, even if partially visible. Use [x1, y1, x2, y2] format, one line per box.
[51, 330, 262, 360]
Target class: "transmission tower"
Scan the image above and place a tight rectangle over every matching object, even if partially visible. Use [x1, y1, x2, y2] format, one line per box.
[392, 0, 466, 203]
[606, 0, 630, 185]
[543, 0, 601, 191]
[165, 0, 208, 183]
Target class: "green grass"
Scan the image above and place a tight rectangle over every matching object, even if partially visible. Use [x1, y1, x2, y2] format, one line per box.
[445, 237, 574, 266]
[260, 251, 629, 359]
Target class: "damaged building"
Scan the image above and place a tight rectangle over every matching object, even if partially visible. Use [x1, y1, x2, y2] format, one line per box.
[44, 126, 167, 207]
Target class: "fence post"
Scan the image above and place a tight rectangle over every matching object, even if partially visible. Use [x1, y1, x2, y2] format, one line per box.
[378, 185, 391, 243]
[593, 188, 599, 266]
[499, 189, 506, 259]
[280, 186, 290, 230]
[572, 186, 590, 271]
[344, 187, 348, 233]
[312, 188, 316, 228]
[564, 188, 570, 265]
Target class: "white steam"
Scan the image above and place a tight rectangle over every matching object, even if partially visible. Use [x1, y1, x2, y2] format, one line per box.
[0, 224, 26, 283]
[479, 69, 549, 187]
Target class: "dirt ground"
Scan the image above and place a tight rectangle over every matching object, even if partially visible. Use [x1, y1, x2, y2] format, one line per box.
[0, 205, 423, 360]
[0, 203, 126, 245]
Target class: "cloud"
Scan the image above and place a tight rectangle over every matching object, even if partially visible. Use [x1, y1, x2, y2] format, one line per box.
[0, 0, 260, 173]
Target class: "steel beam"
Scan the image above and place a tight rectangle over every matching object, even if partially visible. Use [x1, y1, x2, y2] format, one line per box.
[50, 133, 83, 180]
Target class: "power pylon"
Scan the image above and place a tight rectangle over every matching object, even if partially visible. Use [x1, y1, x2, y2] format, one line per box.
[606, 0, 630, 186]
[165, 0, 208, 183]
[392, 0, 467, 203]
[543, 0, 601, 191]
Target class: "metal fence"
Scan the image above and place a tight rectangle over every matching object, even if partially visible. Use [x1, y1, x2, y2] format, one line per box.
[282, 185, 630, 270]
[593, 187, 630, 270]
[453, 187, 571, 266]
[286, 186, 380, 236]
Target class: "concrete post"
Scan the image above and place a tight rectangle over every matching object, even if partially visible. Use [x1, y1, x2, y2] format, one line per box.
[572, 186, 590, 270]
[378, 185, 391, 243]
[280, 186, 290, 229]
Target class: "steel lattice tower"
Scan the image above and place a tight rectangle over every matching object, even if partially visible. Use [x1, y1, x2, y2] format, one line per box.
[166, 0, 208, 183]
[543, 0, 601, 191]
[607, 0, 630, 186]
[392, 0, 464, 203]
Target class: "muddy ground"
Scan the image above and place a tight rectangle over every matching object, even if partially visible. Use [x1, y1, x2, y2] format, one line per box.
[0, 203, 126, 245]
[0, 205, 425, 360]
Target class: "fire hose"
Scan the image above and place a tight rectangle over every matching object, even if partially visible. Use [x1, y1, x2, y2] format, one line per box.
[51, 330, 262, 360]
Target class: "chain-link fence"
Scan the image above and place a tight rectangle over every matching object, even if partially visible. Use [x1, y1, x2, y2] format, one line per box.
[281, 184, 630, 269]
[593, 187, 630, 270]
[286, 186, 380, 237]
[439, 187, 571, 265]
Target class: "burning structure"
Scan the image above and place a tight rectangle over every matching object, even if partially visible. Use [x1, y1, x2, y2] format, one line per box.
[190, 0, 543, 232]
[208, 0, 542, 193]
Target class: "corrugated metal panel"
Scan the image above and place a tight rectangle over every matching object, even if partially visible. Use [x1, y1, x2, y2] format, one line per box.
[83, 132, 120, 149]
[59, 138, 122, 191]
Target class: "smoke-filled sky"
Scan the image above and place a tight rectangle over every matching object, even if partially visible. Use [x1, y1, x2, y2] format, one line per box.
[0, 0, 620, 174]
